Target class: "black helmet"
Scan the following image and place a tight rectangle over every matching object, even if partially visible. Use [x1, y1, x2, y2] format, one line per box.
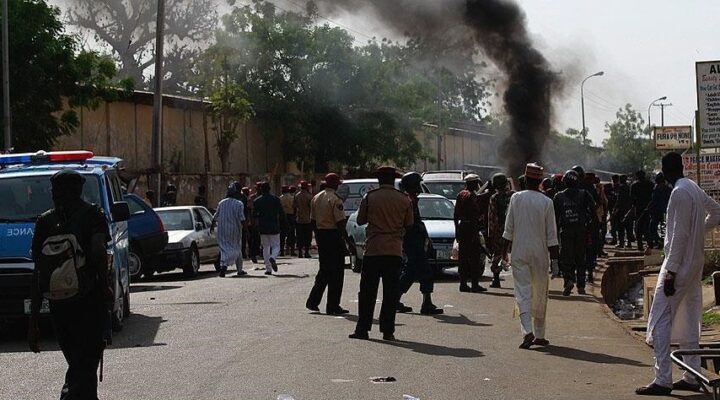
[571, 165, 585, 178]
[541, 178, 554, 190]
[562, 170, 579, 187]
[400, 172, 423, 194]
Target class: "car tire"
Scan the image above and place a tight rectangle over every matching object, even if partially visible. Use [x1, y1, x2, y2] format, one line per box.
[183, 245, 200, 278]
[128, 249, 143, 277]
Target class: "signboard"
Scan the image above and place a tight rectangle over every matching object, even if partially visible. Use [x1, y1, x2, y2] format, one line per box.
[654, 125, 692, 150]
[696, 61, 720, 147]
[682, 153, 720, 201]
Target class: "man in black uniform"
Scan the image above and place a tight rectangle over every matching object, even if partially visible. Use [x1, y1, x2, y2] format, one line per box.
[606, 175, 619, 245]
[553, 170, 596, 296]
[630, 170, 655, 252]
[28, 170, 112, 400]
[396, 172, 443, 315]
[613, 174, 633, 248]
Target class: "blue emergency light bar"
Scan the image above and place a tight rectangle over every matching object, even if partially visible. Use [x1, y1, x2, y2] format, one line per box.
[0, 150, 94, 166]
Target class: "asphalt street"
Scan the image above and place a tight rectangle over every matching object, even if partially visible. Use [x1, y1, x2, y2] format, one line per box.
[0, 257, 703, 400]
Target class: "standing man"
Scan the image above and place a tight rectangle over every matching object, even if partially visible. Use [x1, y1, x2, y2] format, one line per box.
[213, 183, 247, 277]
[488, 173, 514, 289]
[194, 185, 208, 208]
[502, 163, 559, 349]
[454, 174, 487, 293]
[613, 174, 632, 248]
[349, 167, 413, 341]
[631, 170, 655, 252]
[477, 180, 495, 278]
[647, 173, 672, 249]
[253, 182, 285, 275]
[239, 186, 251, 259]
[306, 173, 352, 315]
[28, 170, 112, 399]
[636, 152, 720, 396]
[279, 185, 297, 256]
[248, 182, 263, 264]
[397, 172, 443, 315]
[553, 170, 595, 296]
[607, 175, 619, 246]
[294, 181, 314, 259]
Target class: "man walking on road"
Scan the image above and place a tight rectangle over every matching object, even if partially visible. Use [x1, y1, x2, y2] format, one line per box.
[253, 182, 285, 275]
[213, 183, 247, 277]
[502, 163, 559, 349]
[294, 181, 314, 259]
[454, 174, 487, 293]
[306, 173, 351, 315]
[349, 167, 413, 341]
[488, 173, 514, 289]
[636, 152, 720, 396]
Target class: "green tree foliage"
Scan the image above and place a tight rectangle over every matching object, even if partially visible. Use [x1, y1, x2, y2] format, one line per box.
[602, 104, 659, 172]
[0, 0, 132, 152]
[67, 0, 218, 95]
[194, 0, 493, 173]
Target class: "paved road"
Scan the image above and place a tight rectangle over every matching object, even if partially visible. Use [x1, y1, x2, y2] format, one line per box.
[0, 257, 703, 400]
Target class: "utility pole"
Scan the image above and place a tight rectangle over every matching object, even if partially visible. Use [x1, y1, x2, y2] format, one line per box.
[150, 0, 165, 202]
[2, 0, 11, 153]
[653, 102, 673, 127]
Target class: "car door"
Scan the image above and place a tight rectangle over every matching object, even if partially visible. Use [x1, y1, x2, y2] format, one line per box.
[199, 208, 219, 260]
[192, 208, 210, 260]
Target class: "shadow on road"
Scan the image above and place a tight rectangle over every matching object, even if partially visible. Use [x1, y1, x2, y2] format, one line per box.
[140, 270, 219, 283]
[130, 285, 183, 293]
[480, 290, 598, 304]
[272, 274, 310, 278]
[431, 313, 492, 327]
[0, 313, 166, 353]
[335, 314, 405, 327]
[369, 338, 484, 358]
[536, 344, 650, 367]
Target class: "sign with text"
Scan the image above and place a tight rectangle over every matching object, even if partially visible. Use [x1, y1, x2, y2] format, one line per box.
[654, 125, 692, 150]
[682, 153, 720, 201]
[697, 61, 720, 147]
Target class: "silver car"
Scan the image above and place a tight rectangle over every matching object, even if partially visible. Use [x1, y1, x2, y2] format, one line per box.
[346, 193, 456, 271]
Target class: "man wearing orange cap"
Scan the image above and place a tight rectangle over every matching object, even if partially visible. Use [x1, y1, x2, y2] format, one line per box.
[502, 163, 559, 349]
[294, 181, 313, 258]
[306, 173, 352, 315]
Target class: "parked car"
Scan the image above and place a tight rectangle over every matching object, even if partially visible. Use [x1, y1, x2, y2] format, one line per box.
[346, 193, 456, 272]
[124, 193, 168, 277]
[147, 206, 219, 278]
[422, 170, 477, 204]
[340, 178, 430, 218]
[0, 151, 131, 331]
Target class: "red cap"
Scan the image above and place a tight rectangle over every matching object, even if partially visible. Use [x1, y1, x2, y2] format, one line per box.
[324, 173, 342, 188]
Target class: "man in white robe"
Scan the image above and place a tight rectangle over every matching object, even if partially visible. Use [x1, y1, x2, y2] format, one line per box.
[213, 183, 247, 278]
[637, 152, 720, 395]
[502, 163, 560, 349]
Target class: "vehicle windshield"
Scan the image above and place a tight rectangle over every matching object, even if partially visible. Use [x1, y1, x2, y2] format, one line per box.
[424, 182, 466, 200]
[418, 198, 455, 220]
[0, 174, 101, 222]
[157, 209, 194, 231]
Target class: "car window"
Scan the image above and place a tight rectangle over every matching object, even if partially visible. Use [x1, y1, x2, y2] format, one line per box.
[343, 182, 377, 213]
[0, 174, 101, 221]
[418, 198, 455, 220]
[157, 209, 194, 231]
[126, 196, 145, 215]
[424, 182, 466, 200]
[105, 172, 123, 203]
[193, 209, 205, 229]
[199, 208, 214, 227]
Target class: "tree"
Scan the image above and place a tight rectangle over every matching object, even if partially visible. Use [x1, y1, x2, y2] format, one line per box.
[0, 0, 132, 152]
[602, 104, 659, 172]
[66, 0, 218, 94]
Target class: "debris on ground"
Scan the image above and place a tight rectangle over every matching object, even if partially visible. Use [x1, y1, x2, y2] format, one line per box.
[370, 376, 397, 383]
[612, 281, 644, 320]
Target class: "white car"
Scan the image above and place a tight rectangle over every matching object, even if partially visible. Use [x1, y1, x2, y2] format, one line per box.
[346, 193, 456, 271]
[147, 206, 219, 278]
[339, 178, 430, 218]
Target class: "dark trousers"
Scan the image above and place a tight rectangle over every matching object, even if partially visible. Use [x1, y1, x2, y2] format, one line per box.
[296, 223, 312, 252]
[307, 229, 344, 311]
[355, 255, 402, 334]
[280, 214, 296, 251]
[457, 223, 482, 284]
[248, 226, 261, 259]
[649, 213, 664, 247]
[399, 233, 434, 294]
[635, 211, 651, 250]
[560, 230, 587, 288]
[50, 299, 105, 400]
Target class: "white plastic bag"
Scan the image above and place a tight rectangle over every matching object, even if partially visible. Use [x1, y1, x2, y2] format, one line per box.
[450, 239, 459, 261]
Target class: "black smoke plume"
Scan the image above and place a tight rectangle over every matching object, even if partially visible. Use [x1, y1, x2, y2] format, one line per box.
[313, 0, 561, 177]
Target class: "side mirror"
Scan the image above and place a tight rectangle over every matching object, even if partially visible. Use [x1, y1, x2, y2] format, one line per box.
[111, 201, 130, 222]
[195, 222, 204, 231]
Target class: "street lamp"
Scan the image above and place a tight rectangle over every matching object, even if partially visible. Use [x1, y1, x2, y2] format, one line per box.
[581, 71, 604, 146]
[647, 96, 667, 133]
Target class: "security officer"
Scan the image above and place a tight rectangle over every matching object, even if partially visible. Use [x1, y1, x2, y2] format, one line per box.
[553, 170, 596, 296]
[28, 170, 112, 399]
[306, 173, 352, 315]
[294, 181, 313, 258]
[349, 166, 414, 341]
[397, 172, 443, 315]
[279, 185, 296, 256]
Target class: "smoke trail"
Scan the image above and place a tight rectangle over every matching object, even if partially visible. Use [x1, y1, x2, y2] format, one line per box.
[314, 0, 561, 177]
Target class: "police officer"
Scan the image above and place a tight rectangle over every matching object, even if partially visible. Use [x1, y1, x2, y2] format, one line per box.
[28, 170, 112, 399]
[306, 173, 352, 315]
[553, 170, 596, 296]
[279, 185, 296, 256]
[349, 167, 414, 341]
[396, 172, 443, 315]
[294, 181, 313, 258]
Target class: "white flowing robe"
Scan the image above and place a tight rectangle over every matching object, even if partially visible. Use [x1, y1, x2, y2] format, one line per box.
[503, 190, 559, 319]
[214, 198, 246, 266]
[647, 178, 720, 345]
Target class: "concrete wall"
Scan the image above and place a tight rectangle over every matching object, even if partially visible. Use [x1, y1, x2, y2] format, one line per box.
[408, 127, 499, 174]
